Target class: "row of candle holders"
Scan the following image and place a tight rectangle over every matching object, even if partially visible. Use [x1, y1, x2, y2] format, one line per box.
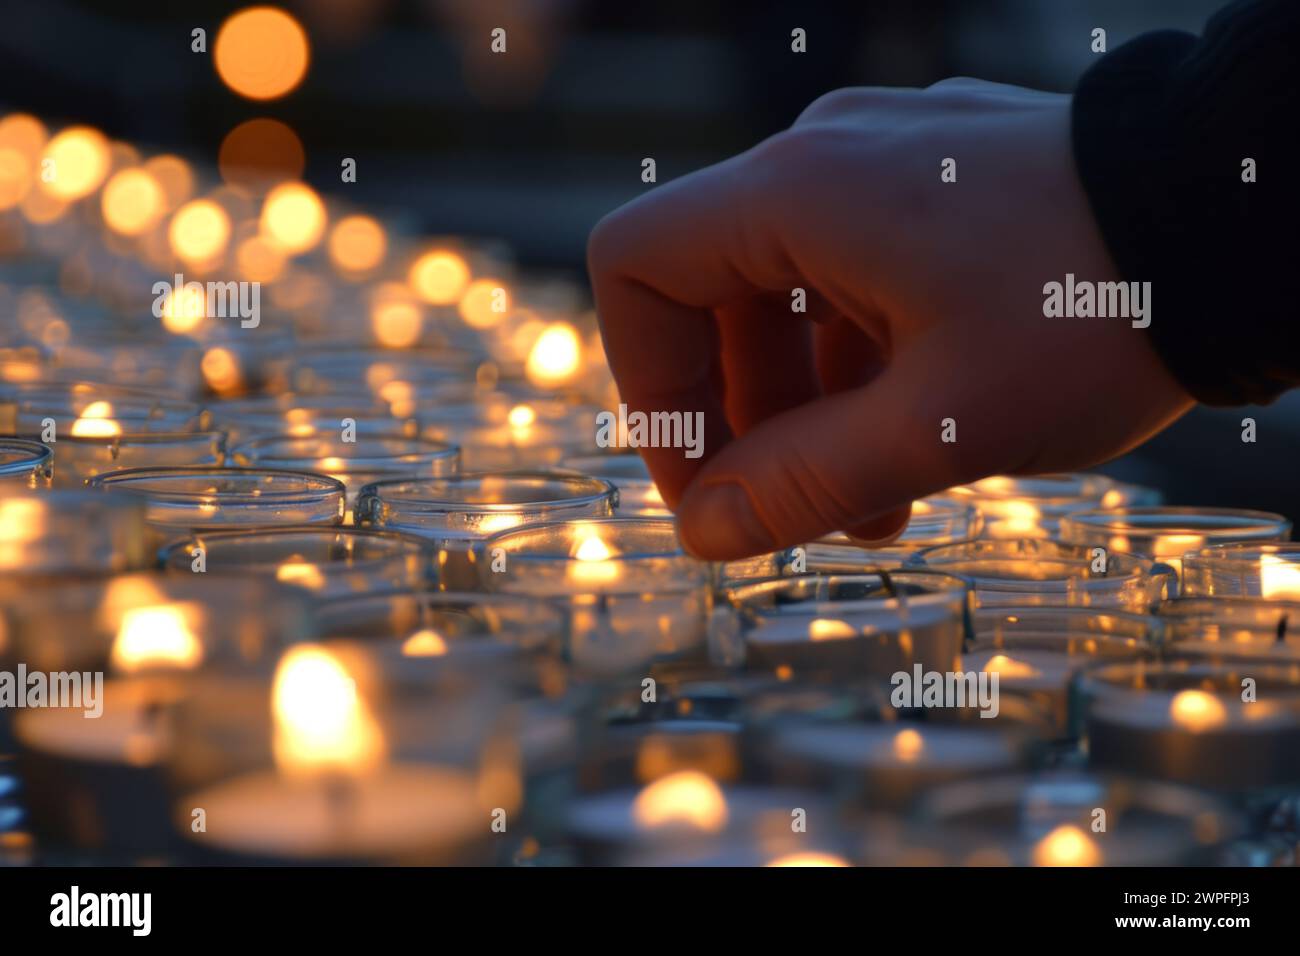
[3, 458, 1300, 866]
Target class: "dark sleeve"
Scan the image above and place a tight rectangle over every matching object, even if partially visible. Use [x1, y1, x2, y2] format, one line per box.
[1070, 0, 1300, 406]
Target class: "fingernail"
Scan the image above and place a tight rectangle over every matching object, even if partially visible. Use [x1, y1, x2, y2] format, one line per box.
[678, 480, 773, 559]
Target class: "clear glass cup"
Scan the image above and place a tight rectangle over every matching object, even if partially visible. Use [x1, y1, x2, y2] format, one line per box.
[159, 526, 437, 599]
[1158, 596, 1300, 664]
[0, 437, 52, 488]
[90, 467, 346, 549]
[49, 431, 226, 488]
[1058, 506, 1291, 579]
[558, 453, 669, 517]
[1180, 542, 1300, 600]
[356, 472, 616, 590]
[231, 434, 459, 517]
[0, 490, 150, 579]
[910, 538, 1170, 611]
[0, 381, 209, 434]
[944, 473, 1127, 540]
[483, 517, 712, 676]
[1079, 660, 1300, 791]
[208, 393, 416, 447]
[720, 571, 973, 681]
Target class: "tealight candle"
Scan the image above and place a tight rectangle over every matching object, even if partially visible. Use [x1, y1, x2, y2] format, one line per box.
[860, 771, 1239, 865]
[721, 572, 972, 681]
[89, 466, 347, 551]
[963, 607, 1160, 737]
[1158, 597, 1300, 665]
[158, 526, 437, 598]
[277, 347, 484, 399]
[791, 496, 983, 575]
[231, 434, 459, 519]
[1181, 542, 1300, 600]
[0, 382, 209, 435]
[208, 393, 417, 447]
[910, 539, 1171, 611]
[483, 517, 712, 677]
[1058, 507, 1291, 582]
[0, 437, 52, 488]
[422, 402, 597, 471]
[0, 491, 149, 586]
[1079, 661, 1300, 791]
[763, 722, 1022, 811]
[943, 473, 1153, 540]
[355, 472, 616, 590]
[174, 643, 511, 864]
[7, 574, 312, 854]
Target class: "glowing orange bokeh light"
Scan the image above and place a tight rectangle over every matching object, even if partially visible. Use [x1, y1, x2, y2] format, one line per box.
[214, 7, 311, 102]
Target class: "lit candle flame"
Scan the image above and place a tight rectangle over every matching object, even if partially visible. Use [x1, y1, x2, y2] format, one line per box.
[981, 654, 1041, 679]
[1259, 553, 1300, 600]
[892, 727, 924, 763]
[401, 628, 449, 657]
[272, 645, 385, 777]
[808, 618, 856, 642]
[631, 770, 728, 832]
[1170, 689, 1227, 732]
[1033, 825, 1101, 867]
[110, 605, 204, 672]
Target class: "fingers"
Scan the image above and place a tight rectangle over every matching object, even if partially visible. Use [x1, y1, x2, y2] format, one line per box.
[586, 141, 818, 505]
[674, 335, 980, 559]
[716, 294, 821, 434]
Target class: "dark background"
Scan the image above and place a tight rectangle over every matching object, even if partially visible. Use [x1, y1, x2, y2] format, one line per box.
[3, 0, 1295, 520]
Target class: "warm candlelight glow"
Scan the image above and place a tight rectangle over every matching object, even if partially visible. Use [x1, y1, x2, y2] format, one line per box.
[272, 645, 386, 777]
[892, 727, 924, 763]
[409, 249, 470, 304]
[1169, 689, 1228, 732]
[767, 852, 851, 867]
[1033, 825, 1101, 867]
[101, 168, 166, 236]
[997, 500, 1043, 538]
[525, 322, 582, 387]
[236, 235, 287, 283]
[507, 403, 536, 429]
[1259, 553, 1300, 600]
[275, 559, 327, 592]
[631, 770, 729, 832]
[144, 154, 194, 211]
[0, 114, 44, 210]
[201, 347, 243, 393]
[328, 215, 387, 274]
[260, 182, 326, 254]
[161, 283, 208, 333]
[567, 531, 621, 587]
[808, 618, 856, 642]
[401, 628, 449, 657]
[110, 605, 204, 672]
[39, 126, 110, 200]
[458, 278, 507, 329]
[1153, 533, 1205, 577]
[982, 654, 1041, 679]
[214, 7, 311, 101]
[169, 199, 232, 264]
[370, 283, 423, 348]
[70, 400, 122, 437]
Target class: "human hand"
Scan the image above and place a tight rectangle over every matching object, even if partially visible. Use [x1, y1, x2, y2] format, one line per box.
[587, 78, 1193, 560]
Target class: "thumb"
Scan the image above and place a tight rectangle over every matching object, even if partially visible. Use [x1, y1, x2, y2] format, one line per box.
[675, 345, 979, 559]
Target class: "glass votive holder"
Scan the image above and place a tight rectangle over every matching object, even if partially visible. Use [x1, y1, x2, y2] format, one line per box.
[230, 434, 460, 519]
[862, 772, 1239, 866]
[720, 572, 972, 681]
[1058, 507, 1292, 580]
[280, 346, 484, 397]
[355, 472, 616, 590]
[209, 393, 417, 447]
[762, 721, 1022, 813]
[423, 410, 595, 471]
[1158, 597, 1300, 665]
[1079, 660, 1300, 791]
[168, 641, 519, 864]
[6, 574, 314, 855]
[910, 538, 1171, 611]
[90, 467, 346, 552]
[482, 517, 713, 677]
[944, 473, 1120, 540]
[49, 431, 226, 489]
[963, 607, 1160, 738]
[0, 382, 209, 435]
[559, 452, 670, 517]
[0, 491, 150, 582]
[0, 437, 52, 488]
[159, 526, 436, 599]
[1181, 542, 1300, 601]
[794, 496, 984, 574]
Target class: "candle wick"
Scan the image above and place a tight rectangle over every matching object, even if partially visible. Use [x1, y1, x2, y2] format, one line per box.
[1278, 614, 1288, 644]
[323, 772, 357, 835]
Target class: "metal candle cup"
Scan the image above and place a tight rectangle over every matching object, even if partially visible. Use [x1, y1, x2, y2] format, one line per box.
[159, 526, 437, 599]
[722, 572, 972, 681]
[910, 538, 1171, 611]
[1080, 660, 1300, 791]
[483, 517, 713, 676]
[355, 472, 616, 591]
